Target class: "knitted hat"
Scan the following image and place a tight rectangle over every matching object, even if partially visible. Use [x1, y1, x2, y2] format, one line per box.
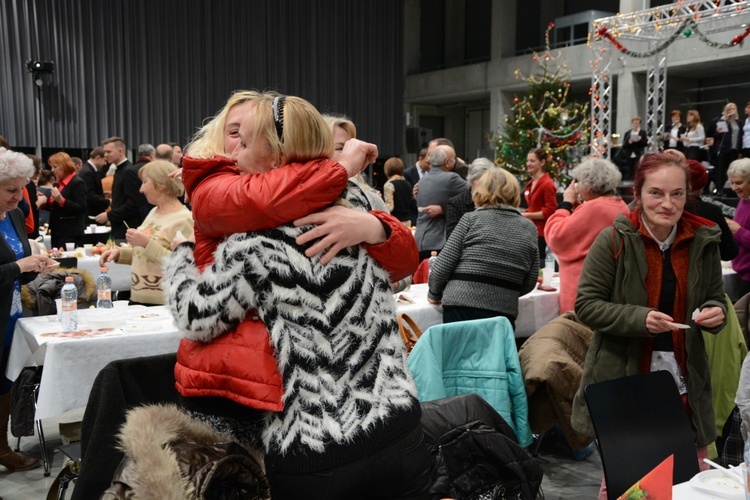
[687, 160, 708, 192]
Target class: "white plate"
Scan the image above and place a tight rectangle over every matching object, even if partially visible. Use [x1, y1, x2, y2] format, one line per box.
[122, 323, 166, 334]
[128, 311, 172, 322]
[689, 469, 745, 499]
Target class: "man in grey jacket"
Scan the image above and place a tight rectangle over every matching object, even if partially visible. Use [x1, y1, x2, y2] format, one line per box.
[414, 145, 467, 260]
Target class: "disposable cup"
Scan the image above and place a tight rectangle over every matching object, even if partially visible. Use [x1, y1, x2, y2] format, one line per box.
[83, 244, 93, 256]
[55, 299, 62, 320]
[113, 300, 129, 312]
[65, 242, 75, 251]
[542, 268, 553, 288]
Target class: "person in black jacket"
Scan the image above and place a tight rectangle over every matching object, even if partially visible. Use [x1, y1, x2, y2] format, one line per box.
[47, 152, 88, 248]
[616, 117, 648, 180]
[663, 109, 686, 153]
[684, 159, 738, 261]
[0, 147, 60, 478]
[382, 157, 415, 225]
[78, 147, 110, 217]
[95, 137, 143, 240]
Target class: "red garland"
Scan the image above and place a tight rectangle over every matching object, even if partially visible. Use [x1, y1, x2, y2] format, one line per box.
[732, 26, 750, 45]
[596, 27, 626, 53]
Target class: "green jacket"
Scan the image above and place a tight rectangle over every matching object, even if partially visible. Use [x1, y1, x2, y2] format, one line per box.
[571, 213, 727, 447]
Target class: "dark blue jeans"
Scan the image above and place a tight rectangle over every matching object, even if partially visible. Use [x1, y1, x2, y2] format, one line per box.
[266, 425, 431, 500]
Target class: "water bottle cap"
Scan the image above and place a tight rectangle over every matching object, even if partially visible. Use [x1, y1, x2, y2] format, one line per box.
[430, 251, 438, 256]
[100, 267, 108, 272]
[65, 276, 74, 282]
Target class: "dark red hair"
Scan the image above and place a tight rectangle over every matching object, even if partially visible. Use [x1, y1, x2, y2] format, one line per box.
[633, 150, 689, 201]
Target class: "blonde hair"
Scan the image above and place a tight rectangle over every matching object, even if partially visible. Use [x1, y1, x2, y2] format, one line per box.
[139, 160, 185, 198]
[187, 90, 333, 164]
[687, 109, 701, 131]
[472, 168, 521, 208]
[323, 115, 357, 141]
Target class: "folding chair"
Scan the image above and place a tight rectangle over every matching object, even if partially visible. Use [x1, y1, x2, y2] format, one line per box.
[584, 371, 700, 500]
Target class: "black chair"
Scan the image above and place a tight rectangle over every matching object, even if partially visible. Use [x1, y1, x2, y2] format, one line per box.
[584, 371, 700, 500]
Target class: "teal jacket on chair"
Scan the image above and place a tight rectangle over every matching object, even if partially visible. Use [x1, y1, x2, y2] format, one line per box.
[407, 316, 532, 447]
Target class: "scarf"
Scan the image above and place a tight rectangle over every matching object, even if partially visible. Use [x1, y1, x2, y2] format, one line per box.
[629, 213, 694, 377]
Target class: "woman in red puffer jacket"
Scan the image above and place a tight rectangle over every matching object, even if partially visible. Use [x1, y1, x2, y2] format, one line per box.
[171, 91, 418, 446]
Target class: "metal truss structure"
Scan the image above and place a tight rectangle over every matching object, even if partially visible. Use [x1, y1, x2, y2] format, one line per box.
[589, 0, 750, 158]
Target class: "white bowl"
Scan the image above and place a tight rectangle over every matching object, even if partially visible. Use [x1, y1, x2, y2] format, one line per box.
[81, 309, 127, 330]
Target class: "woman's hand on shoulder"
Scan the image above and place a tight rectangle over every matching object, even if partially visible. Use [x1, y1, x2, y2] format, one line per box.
[294, 206, 387, 265]
[695, 306, 725, 329]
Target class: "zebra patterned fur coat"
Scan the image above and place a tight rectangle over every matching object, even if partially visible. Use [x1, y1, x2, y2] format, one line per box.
[165, 184, 420, 474]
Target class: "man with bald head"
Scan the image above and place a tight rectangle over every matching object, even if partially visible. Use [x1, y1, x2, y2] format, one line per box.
[414, 145, 467, 260]
[155, 143, 174, 161]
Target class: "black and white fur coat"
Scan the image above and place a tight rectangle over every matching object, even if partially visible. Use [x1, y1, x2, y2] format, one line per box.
[165, 183, 419, 471]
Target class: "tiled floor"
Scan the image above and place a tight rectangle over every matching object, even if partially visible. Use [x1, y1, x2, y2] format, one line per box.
[1, 410, 603, 499]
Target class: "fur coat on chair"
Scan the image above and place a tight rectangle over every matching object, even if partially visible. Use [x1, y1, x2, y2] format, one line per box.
[101, 404, 269, 500]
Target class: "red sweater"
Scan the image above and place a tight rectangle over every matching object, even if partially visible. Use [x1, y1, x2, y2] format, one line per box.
[544, 196, 629, 313]
[175, 155, 418, 411]
[524, 173, 558, 237]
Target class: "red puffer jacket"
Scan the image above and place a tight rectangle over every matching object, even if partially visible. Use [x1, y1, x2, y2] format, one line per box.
[175, 156, 418, 411]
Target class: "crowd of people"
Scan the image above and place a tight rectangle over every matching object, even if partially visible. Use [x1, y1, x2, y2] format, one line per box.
[2, 93, 750, 499]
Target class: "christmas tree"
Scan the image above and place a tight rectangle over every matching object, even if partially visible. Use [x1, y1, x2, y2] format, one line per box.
[494, 23, 589, 182]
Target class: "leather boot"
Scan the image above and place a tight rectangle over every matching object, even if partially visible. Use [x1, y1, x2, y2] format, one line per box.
[0, 392, 40, 472]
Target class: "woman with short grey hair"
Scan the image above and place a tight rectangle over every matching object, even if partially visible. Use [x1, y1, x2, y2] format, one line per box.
[446, 157, 498, 239]
[545, 157, 629, 312]
[0, 148, 59, 475]
[726, 158, 750, 297]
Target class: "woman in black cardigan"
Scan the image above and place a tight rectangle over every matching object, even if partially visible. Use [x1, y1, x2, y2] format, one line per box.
[0, 148, 59, 479]
[47, 152, 88, 249]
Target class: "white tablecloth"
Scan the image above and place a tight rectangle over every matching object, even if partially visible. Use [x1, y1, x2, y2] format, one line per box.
[6, 306, 180, 420]
[395, 280, 560, 338]
[76, 255, 131, 292]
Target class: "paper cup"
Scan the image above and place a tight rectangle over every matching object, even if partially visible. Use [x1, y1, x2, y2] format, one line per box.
[113, 300, 129, 312]
[83, 244, 93, 256]
[65, 242, 75, 251]
[55, 298, 62, 320]
[542, 268, 553, 288]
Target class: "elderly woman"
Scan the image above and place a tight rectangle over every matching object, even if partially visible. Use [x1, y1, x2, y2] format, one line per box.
[521, 148, 558, 268]
[445, 157, 497, 240]
[428, 168, 539, 326]
[570, 151, 727, 498]
[99, 161, 193, 305]
[0, 148, 59, 476]
[726, 158, 750, 298]
[46, 152, 88, 249]
[545, 158, 629, 313]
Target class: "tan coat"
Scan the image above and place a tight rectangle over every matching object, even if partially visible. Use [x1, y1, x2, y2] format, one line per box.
[518, 311, 594, 450]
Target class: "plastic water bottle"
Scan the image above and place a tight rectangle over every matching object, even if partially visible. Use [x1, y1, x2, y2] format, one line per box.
[744, 439, 750, 499]
[96, 267, 113, 308]
[61, 276, 78, 332]
[428, 251, 438, 275]
[546, 252, 556, 270]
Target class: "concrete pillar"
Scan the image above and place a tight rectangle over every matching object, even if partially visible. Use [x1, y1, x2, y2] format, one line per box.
[620, 0, 649, 14]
